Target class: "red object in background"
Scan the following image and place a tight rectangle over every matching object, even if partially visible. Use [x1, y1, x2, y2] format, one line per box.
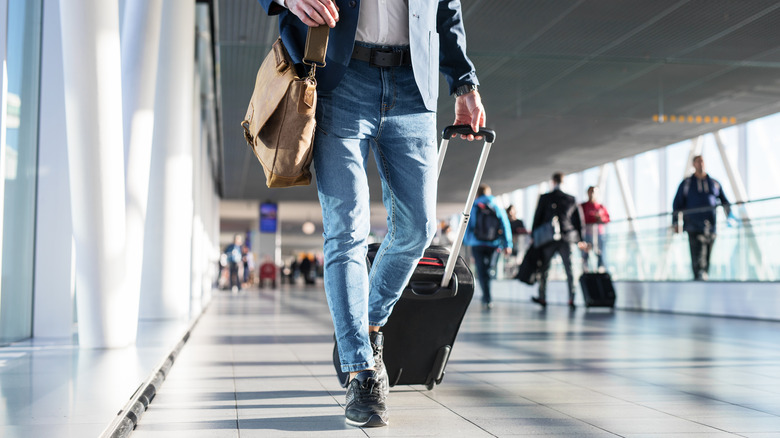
[259, 262, 277, 288]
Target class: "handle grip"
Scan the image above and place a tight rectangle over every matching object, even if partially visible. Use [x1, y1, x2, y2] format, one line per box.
[442, 125, 496, 143]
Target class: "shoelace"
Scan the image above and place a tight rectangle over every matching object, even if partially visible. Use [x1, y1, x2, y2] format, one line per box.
[355, 378, 383, 403]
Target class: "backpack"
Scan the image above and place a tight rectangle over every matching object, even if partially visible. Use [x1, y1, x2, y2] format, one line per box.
[226, 245, 242, 264]
[474, 202, 503, 242]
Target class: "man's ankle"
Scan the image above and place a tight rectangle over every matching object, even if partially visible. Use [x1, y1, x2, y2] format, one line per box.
[348, 367, 375, 382]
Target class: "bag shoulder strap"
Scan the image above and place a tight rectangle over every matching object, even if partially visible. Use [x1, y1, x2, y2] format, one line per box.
[303, 26, 329, 67]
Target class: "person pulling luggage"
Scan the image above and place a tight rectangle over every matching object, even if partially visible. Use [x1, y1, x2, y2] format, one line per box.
[530, 172, 587, 310]
[463, 184, 513, 310]
[257, 0, 486, 427]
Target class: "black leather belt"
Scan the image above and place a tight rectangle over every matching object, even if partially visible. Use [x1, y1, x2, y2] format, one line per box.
[351, 45, 411, 67]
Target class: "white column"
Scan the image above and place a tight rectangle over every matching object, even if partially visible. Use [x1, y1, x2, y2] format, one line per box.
[33, 0, 74, 339]
[737, 125, 748, 196]
[613, 160, 638, 223]
[613, 159, 647, 280]
[658, 148, 667, 224]
[0, 0, 8, 309]
[59, 0, 131, 348]
[140, 1, 195, 319]
[120, 0, 163, 332]
[190, 64, 203, 316]
[713, 131, 747, 203]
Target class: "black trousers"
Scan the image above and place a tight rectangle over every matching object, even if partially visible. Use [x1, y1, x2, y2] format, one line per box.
[471, 246, 498, 304]
[688, 232, 716, 280]
[538, 241, 575, 302]
[229, 262, 241, 289]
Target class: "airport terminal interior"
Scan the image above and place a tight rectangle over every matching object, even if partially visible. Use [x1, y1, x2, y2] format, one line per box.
[2, 0, 780, 437]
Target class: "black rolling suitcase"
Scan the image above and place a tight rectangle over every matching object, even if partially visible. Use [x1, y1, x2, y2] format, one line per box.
[579, 231, 616, 308]
[367, 242, 473, 389]
[579, 272, 616, 308]
[382, 125, 496, 389]
[333, 125, 497, 390]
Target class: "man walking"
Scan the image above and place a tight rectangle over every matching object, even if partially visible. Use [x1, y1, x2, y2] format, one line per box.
[258, 0, 486, 427]
[531, 172, 586, 310]
[672, 155, 730, 280]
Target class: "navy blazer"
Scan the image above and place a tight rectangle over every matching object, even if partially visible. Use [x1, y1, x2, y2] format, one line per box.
[257, 0, 478, 111]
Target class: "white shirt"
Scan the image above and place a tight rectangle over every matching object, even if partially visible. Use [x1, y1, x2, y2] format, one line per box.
[355, 0, 409, 46]
[274, 0, 410, 46]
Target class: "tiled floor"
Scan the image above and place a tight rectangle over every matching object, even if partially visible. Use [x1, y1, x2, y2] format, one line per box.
[131, 281, 780, 437]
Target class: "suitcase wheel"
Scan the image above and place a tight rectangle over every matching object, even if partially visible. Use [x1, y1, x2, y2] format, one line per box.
[425, 345, 452, 390]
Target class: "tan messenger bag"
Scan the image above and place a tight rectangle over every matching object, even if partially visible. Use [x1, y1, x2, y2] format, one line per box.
[241, 26, 329, 188]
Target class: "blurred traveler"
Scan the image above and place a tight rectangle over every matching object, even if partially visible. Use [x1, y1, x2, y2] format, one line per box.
[580, 186, 610, 272]
[299, 254, 315, 285]
[530, 172, 587, 310]
[464, 184, 513, 310]
[505, 205, 528, 256]
[672, 155, 730, 281]
[224, 235, 244, 292]
[241, 245, 255, 288]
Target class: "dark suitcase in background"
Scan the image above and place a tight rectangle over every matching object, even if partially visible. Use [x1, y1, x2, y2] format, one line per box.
[579, 272, 616, 308]
[333, 125, 497, 390]
[579, 226, 615, 308]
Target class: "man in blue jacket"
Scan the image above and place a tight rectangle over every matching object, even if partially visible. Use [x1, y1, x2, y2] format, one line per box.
[258, 0, 486, 427]
[464, 184, 513, 311]
[672, 155, 731, 281]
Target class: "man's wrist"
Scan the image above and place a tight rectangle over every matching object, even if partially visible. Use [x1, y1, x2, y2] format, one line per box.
[454, 84, 478, 97]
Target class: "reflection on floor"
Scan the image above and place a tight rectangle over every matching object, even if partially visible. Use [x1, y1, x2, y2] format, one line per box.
[128, 283, 780, 437]
[0, 318, 191, 438]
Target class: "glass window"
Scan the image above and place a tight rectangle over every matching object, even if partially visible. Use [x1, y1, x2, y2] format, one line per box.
[1, 1, 43, 345]
[665, 139, 692, 210]
[581, 166, 600, 194]
[747, 113, 780, 201]
[633, 150, 661, 219]
[602, 162, 626, 223]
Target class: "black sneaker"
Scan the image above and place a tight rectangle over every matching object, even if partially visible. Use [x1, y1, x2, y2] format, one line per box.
[369, 331, 389, 397]
[345, 370, 388, 427]
[532, 296, 547, 308]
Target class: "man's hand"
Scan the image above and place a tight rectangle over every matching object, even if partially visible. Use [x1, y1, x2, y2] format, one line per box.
[453, 90, 486, 141]
[285, 0, 339, 28]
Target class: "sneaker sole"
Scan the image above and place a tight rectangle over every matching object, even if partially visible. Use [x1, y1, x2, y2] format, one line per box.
[346, 414, 389, 428]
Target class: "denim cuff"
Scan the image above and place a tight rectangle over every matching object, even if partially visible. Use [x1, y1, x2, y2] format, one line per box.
[340, 358, 375, 373]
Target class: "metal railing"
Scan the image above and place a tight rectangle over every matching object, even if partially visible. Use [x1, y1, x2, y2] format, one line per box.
[510, 196, 780, 283]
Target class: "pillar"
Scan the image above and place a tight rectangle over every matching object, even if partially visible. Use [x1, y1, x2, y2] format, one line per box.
[140, 0, 195, 319]
[120, 0, 163, 335]
[59, 0, 131, 347]
[0, 0, 8, 308]
[33, 0, 73, 339]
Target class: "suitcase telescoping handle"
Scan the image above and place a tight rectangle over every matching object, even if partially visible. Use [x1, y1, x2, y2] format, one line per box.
[437, 125, 497, 288]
